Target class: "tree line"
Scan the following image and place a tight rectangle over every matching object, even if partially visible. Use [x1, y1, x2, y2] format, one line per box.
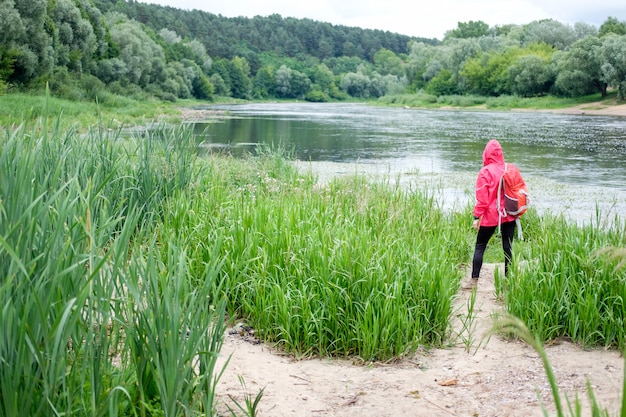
[1, 0, 626, 103]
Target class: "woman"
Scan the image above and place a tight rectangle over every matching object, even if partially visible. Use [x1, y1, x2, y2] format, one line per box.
[464, 139, 516, 290]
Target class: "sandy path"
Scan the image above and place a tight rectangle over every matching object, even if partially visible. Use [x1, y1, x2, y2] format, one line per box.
[214, 263, 624, 417]
[194, 100, 626, 415]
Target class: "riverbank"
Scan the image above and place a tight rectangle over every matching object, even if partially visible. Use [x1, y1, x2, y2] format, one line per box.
[517, 99, 626, 117]
[177, 97, 626, 122]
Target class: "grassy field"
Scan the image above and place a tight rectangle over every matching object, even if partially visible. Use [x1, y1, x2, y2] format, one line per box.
[0, 92, 624, 415]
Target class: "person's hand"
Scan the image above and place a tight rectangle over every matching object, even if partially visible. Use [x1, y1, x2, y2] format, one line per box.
[472, 218, 480, 231]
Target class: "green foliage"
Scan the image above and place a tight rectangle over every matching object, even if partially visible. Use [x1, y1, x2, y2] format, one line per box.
[436, 94, 487, 107]
[377, 92, 438, 107]
[599, 16, 626, 37]
[1, 0, 625, 104]
[49, 0, 99, 73]
[340, 71, 371, 98]
[503, 212, 626, 350]
[0, 46, 19, 82]
[461, 49, 515, 96]
[192, 73, 215, 100]
[252, 66, 274, 98]
[446, 20, 491, 39]
[554, 36, 607, 97]
[373, 48, 405, 77]
[0, 111, 227, 415]
[598, 34, 626, 100]
[305, 89, 330, 102]
[508, 54, 554, 97]
[425, 69, 458, 96]
[522, 19, 578, 49]
[165, 155, 471, 361]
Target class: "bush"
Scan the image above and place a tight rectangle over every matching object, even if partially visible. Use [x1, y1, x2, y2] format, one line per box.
[80, 74, 107, 101]
[305, 89, 330, 102]
[437, 94, 487, 107]
[107, 81, 148, 100]
[45, 67, 84, 101]
[192, 74, 215, 100]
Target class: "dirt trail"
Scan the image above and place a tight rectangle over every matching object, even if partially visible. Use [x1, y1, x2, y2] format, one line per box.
[214, 263, 624, 417]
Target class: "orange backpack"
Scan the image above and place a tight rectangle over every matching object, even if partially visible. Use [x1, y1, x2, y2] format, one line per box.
[498, 163, 529, 217]
[497, 163, 529, 239]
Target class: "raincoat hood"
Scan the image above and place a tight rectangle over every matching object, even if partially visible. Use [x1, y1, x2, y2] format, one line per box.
[482, 139, 505, 166]
[473, 139, 514, 226]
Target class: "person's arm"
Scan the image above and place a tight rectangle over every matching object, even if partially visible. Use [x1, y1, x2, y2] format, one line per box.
[473, 169, 490, 224]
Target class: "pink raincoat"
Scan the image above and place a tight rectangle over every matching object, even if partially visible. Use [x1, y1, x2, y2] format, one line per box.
[473, 139, 516, 227]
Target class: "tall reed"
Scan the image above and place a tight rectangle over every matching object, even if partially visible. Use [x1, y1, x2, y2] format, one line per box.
[162, 152, 471, 361]
[505, 212, 626, 350]
[0, 113, 227, 415]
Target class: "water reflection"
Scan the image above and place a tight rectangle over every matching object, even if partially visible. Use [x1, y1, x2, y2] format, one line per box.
[193, 103, 626, 221]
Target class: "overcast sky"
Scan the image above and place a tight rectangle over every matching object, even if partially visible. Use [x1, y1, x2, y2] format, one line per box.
[140, 0, 625, 39]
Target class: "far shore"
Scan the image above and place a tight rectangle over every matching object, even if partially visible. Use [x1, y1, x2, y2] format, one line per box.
[518, 100, 626, 117]
[177, 99, 626, 122]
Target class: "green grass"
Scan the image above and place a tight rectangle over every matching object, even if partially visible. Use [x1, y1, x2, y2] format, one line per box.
[0, 92, 187, 130]
[0, 100, 624, 414]
[160, 154, 472, 361]
[503, 212, 626, 350]
[0, 114, 226, 416]
[377, 91, 619, 111]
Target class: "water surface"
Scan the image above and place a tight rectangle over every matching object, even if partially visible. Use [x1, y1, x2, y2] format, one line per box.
[194, 103, 626, 223]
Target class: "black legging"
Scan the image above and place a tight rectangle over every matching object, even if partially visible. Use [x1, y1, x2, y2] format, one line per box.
[471, 220, 516, 279]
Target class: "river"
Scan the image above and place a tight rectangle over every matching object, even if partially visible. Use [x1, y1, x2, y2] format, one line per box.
[193, 102, 626, 225]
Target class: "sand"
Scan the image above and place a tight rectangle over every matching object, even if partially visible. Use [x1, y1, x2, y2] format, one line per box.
[190, 101, 626, 416]
[214, 263, 624, 417]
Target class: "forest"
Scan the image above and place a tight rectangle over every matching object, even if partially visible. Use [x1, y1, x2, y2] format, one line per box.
[2, 0, 626, 103]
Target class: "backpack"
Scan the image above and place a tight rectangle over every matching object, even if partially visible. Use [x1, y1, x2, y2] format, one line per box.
[497, 163, 529, 239]
[498, 163, 529, 217]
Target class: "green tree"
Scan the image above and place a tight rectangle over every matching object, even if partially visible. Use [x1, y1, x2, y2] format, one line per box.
[508, 54, 554, 96]
[101, 12, 166, 87]
[340, 71, 370, 97]
[599, 34, 626, 100]
[445, 20, 490, 39]
[289, 68, 311, 99]
[599, 17, 626, 37]
[49, 0, 99, 73]
[425, 69, 457, 96]
[554, 36, 607, 97]
[309, 64, 335, 94]
[6, 0, 54, 83]
[573, 22, 598, 39]
[252, 65, 275, 98]
[274, 63, 311, 98]
[323, 56, 367, 75]
[459, 52, 492, 95]
[229, 56, 251, 99]
[187, 39, 212, 71]
[461, 48, 517, 96]
[521, 19, 578, 49]
[210, 73, 229, 96]
[210, 59, 232, 95]
[274, 64, 292, 97]
[159, 28, 181, 44]
[0, 1, 24, 84]
[405, 41, 436, 92]
[373, 48, 404, 77]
